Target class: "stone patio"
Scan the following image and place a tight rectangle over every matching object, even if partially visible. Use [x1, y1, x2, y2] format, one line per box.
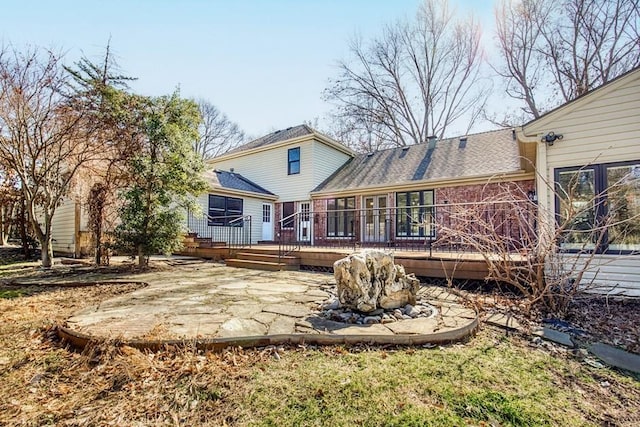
[56, 258, 478, 350]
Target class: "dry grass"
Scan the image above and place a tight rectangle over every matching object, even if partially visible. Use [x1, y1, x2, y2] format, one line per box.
[0, 267, 639, 425]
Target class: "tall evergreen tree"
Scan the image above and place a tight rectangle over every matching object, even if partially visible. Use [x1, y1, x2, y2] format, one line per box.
[114, 92, 206, 266]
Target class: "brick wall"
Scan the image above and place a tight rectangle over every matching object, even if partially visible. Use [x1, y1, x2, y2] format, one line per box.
[310, 180, 536, 250]
[435, 180, 535, 204]
[434, 180, 537, 251]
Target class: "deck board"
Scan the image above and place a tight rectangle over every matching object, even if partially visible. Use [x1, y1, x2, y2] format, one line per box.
[178, 243, 528, 281]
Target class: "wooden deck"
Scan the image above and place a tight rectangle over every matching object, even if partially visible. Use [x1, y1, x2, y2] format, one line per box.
[178, 243, 527, 281]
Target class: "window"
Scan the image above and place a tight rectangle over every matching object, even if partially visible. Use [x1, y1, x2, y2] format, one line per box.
[282, 202, 295, 228]
[288, 147, 300, 175]
[555, 161, 640, 253]
[300, 202, 310, 222]
[327, 197, 355, 237]
[208, 195, 243, 226]
[262, 204, 271, 223]
[396, 190, 435, 237]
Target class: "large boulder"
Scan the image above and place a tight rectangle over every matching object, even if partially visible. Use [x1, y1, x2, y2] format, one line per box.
[333, 249, 420, 313]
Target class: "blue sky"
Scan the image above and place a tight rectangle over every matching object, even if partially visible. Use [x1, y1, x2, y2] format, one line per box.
[2, 0, 496, 138]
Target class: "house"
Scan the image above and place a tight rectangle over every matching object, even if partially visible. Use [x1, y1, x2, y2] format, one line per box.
[203, 124, 355, 244]
[50, 197, 90, 256]
[199, 126, 536, 252]
[309, 129, 535, 249]
[187, 169, 277, 245]
[517, 66, 640, 296]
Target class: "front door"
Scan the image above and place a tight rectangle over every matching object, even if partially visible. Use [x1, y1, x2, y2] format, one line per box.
[363, 195, 388, 243]
[298, 202, 311, 242]
[262, 203, 273, 241]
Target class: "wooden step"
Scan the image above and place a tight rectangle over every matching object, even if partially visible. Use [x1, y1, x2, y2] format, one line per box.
[188, 237, 227, 248]
[235, 252, 300, 266]
[225, 259, 299, 271]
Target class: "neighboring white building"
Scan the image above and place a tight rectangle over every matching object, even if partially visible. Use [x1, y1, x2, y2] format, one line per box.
[50, 197, 88, 256]
[518, 66, 640, 296]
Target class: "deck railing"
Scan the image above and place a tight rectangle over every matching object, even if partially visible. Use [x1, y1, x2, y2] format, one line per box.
[276, 200, 536, 255]
[186, 212, 252, 251]
[278, 210, 302, 261]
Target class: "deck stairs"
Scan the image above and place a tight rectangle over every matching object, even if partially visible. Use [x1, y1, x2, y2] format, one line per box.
[225, 252, 300, 271]
[182, 233, 227, 251]
[182, 233, 301, 271]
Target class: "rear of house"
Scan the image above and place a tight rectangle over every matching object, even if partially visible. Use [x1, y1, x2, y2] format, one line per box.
[518, 66, 640, 296]
[201, 125, 354, 244]
[309, 129, 536, 252]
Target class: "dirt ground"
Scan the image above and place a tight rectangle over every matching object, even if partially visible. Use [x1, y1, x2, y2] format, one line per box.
[0, 252, 639, 425]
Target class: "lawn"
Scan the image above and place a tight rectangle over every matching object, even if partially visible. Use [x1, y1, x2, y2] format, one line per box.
[0, 264, 638, 426]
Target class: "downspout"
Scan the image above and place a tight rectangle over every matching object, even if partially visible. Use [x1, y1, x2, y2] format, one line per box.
[516, 126, 552, 250]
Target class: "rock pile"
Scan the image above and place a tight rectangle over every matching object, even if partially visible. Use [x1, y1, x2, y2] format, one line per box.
[325, 249, 436, 324]
[333, 249, 420, 312]
[318, 297, 437, 325]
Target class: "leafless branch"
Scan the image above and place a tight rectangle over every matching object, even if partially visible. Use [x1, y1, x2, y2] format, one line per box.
[325, 0, 489, 149]
[494, 0, 640, 120]
[194, 100, 245, 160]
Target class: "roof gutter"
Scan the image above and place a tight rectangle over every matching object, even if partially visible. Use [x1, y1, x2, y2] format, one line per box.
[207, 185, 278, 201]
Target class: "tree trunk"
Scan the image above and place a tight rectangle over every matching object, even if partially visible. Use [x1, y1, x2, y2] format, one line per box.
[41, 234, 53, 268]
[138, 245, 146, 267]
[94, 219, 102, 265]
[19, 199, 30, 258]
[0, 205, 6, 246]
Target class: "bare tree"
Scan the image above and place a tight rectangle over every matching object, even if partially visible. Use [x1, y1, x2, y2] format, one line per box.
[194, 100, 245, 160]
[66, 45, 145, 265]
[0, 46, 101, 267]
[0, 167, 19, 246]
[325, 0, 490, 148]
[494, 0, 640, 120]
[436, 170, 640, 314]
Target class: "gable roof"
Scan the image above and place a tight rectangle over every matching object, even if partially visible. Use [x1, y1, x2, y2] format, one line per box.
[225, 124, 315, 155]
[312, 128, 523, 194]
[211, 125, 355, 163]
[204, 169, 275, 197]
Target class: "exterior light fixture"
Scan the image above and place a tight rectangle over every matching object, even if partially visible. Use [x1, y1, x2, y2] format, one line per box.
[542, 131, 563, 146]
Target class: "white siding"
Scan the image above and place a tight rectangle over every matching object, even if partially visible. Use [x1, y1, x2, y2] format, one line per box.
[211, 142, 315, 202]
[312, 141, 352, 186]
[527, 74, 640, 180]
[192, 193, 266, 245]
[210, 138, 351, 203]
[527, 70, 640, 293]
[51, 198, 77, 255]
[560, 254, 640, 297]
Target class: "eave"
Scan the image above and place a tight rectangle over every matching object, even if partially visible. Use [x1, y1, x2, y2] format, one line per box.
[310, 171, 535, 199]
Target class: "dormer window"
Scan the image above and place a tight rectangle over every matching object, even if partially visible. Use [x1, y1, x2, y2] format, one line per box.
[288, 147, 300, 175]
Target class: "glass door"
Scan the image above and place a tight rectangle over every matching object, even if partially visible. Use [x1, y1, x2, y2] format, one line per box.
[363, 195, 388, 242]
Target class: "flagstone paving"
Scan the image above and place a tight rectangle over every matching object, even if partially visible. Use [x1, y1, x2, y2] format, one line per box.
[55, 259, 478, 349]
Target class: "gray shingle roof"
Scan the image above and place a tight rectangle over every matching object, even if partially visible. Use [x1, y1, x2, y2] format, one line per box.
[224, 124, 315, 155]
[312, 129, 521, 193]
[204, 169, 275, 196]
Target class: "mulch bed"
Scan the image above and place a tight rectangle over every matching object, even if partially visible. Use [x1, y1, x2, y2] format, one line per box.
[565, 296, 640, 354]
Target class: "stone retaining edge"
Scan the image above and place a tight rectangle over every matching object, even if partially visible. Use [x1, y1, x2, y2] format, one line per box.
[57, 317, 479, 352]
[8, 280, 149, 288]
